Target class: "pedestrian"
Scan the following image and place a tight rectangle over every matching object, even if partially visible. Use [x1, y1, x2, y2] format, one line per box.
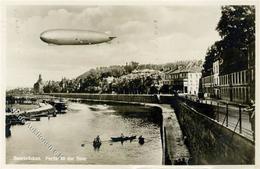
[245, 99, 255, 140]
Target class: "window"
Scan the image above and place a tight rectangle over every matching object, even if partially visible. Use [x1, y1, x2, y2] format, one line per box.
[241, 88, 244, 101]
[244, 71, 247, 83]
[238, 72, 241, 84]
[242, 71, 244, 83]
[252, 69, 254, 81]
[241, 72, 244, 84]
[237, 87, 241, 100]
[232, 73, 234, 84]
[244, 88, 247, 101]
[234, 73, 236, 84]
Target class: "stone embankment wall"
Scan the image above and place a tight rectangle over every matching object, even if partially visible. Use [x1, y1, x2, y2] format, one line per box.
[47, 93, 189, 165]
[46, 93, 254, 164]
[172, 98, 255, 164]
[46, 93, 177, 104]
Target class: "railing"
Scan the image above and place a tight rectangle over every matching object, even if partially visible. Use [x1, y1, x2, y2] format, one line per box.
[179, 95, 254, 141]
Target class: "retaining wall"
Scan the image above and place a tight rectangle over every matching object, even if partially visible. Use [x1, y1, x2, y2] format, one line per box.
[46, 93, 189, 165]
[172, 98, 255, 164]
[46, 93, 255, 164]
[46, 93, 177, 104]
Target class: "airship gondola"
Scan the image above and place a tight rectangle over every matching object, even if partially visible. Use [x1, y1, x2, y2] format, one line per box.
[40, 29, 116, 45]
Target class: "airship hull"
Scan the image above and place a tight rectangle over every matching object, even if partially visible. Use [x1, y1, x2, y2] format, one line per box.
[40, 29, 116, 45]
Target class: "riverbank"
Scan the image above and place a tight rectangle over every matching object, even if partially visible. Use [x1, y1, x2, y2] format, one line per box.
[6, 104, 40, 112]
[50, 95, 190, 165]
[6, 102, 163, 165]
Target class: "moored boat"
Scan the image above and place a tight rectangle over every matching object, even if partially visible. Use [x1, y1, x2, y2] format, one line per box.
[48, 100, 67, 113]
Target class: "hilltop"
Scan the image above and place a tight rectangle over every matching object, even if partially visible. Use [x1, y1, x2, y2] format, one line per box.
[77, 60, 203, 80]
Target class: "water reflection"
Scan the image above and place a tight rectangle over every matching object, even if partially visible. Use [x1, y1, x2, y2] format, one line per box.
[6, 102, 162, 165]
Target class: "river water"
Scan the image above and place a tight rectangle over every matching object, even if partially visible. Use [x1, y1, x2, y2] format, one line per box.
[6, 102, 162, 165]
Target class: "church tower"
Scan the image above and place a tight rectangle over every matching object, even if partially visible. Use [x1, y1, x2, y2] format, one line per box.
[33, 74, 44, 94]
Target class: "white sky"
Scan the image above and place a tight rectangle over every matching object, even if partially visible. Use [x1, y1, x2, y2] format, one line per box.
[6, 5, 221, 88]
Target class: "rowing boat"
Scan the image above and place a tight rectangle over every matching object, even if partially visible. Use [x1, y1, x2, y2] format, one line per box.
[111, 135, 136, 142]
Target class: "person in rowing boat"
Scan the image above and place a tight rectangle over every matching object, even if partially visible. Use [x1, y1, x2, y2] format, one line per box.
[93, 135, 102, 150]
[120, 133, 125, 145]
[138, 135, 145, 145]
[96, 135, 101, 142]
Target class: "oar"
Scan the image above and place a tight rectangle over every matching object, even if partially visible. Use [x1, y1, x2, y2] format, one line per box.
[81, 139, 112, 147]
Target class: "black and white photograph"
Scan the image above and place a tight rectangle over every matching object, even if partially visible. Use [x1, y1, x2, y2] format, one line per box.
[1, 1, 258, 168]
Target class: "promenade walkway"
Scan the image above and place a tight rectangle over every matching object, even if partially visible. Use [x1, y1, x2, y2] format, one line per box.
[146, 103, 190, 164]
[178, 95, 254, 141]
[6, 103, 54, 117]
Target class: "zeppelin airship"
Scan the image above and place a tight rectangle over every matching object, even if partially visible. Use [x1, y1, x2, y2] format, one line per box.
[40, 29, 116, 45]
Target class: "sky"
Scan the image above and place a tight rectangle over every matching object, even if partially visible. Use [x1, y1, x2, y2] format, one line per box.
[6, 5, 221, 89]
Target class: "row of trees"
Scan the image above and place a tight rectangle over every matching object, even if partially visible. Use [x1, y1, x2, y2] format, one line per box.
[202, 5, 255, 76]
[6, 87, 34, 96]
[43, 70, 163, 94]
[42, 60, 202, 94]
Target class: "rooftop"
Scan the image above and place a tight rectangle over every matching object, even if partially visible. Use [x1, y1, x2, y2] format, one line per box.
[165, 62, 202, 74]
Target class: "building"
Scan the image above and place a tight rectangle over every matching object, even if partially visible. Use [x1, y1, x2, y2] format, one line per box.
[33, 74, 44, 94]
[213, 60, 220, 98]
[164, 68, 202, 95]
[220, 42, 255, 103]
[201, 74, 214, 97]
[219, 69, 249, 103]
[248, 41, 255, 101]
[201, 41, 255, 104]
[201, 59, 221, 98]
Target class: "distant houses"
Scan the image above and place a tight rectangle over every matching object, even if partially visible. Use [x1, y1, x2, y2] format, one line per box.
[163, 66, 202, 95]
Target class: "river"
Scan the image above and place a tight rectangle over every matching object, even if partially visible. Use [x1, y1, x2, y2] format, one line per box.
[6, 102, 162, 165]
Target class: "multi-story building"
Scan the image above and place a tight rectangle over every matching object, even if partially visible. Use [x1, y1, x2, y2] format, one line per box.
[213, 60, 220, 98]
[163, 69, 201, 95]
[219, 42, 255, 103]
[248, 41, 255, 101]
[201, 41, 255, 104]
[219, 70, 249, 103]
[201, 74, 214, 97]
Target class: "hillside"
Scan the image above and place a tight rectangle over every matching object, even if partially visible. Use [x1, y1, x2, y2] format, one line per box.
[77, 60, 203, 80]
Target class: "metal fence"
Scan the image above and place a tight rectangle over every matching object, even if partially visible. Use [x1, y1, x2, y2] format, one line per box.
[180, 95, 254, 141]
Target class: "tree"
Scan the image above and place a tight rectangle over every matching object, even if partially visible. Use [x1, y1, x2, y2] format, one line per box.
[216, 5, 255, 49]
[202, 5, 255, 77]
[43, 81, 61, 93]
[216, 5, 255, 74]
[202, 41, 224, 76]
[124, 61, 139, 74]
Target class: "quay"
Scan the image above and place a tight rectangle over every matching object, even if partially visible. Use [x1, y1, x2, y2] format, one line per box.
[45, 93, 255, 165]
[44, 93, 191, 164]
[6, 103, 56, 123]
